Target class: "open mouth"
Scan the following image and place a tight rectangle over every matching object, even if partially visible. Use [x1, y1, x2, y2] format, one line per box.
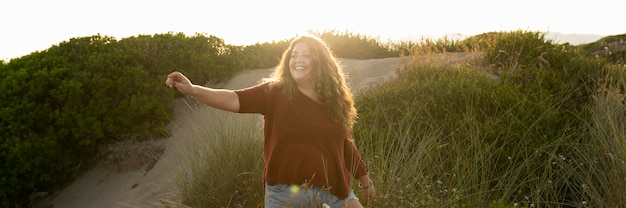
[295, 66, 306, 71]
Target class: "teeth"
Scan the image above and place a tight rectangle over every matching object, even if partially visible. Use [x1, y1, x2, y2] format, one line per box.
[295, 67, 305, 71]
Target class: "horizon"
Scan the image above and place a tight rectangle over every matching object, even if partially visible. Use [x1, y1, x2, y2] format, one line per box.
[2, 0, 624, 61]
[0, 30, 611, 62]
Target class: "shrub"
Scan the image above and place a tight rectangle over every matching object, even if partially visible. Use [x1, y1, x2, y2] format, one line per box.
[355, 63, 524, 142]
[578, 34, 626, 64]
[352, 30, 625, 207]
[235, 40, 290, 70]
[313, 30, 399, 59]
[483, 30, 601, 106]
[117, 32, 237, 86]
[0, 35, 176, 206]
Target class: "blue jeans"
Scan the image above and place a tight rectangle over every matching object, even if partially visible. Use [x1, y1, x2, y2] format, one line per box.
[264, 183, 358, 208]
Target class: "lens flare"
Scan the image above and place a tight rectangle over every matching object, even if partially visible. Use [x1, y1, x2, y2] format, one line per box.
[289, 184, 300, 196]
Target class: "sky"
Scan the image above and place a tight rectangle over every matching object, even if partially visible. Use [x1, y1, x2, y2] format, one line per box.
[1, 0, 624, 61]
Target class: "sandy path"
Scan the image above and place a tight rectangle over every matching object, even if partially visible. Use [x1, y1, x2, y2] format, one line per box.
[34, 53, 477, 208]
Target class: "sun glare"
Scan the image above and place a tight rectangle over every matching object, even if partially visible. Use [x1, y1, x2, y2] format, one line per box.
[1, 0, 624, 60]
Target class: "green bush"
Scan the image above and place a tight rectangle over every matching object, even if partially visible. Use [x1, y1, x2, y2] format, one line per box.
[0, 35, 176, 206]
[314, 30, 399, 59]
[231, 40, 290, 71]
[353, 64, 555, 206]
[351, 30, 624, 207]
[354, 65, 519, 141]
[117, 32, 237, 86]
[482, 30, 601, 106]
[578, 34, 626, 64]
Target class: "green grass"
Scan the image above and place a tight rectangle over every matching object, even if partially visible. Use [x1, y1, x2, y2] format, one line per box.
[166, 110, 265, 208]
[163, 30, 626, 208]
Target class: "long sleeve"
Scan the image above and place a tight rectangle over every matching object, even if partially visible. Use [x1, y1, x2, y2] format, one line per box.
[344, 136, 368, 179]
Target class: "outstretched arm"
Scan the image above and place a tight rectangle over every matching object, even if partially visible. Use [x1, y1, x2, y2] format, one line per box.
[165, 71, 240, 113]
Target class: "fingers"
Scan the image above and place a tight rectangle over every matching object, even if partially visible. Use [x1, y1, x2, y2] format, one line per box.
[165, 72, 176, 87]
[363, 188, 375, 205]
[165, 71, 187, 88]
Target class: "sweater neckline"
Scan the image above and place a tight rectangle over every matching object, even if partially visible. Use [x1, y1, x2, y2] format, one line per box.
[296, 88, 321, 105]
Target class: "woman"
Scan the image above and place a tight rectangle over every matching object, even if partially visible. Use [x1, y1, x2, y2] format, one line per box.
[165, 35, 375, 208]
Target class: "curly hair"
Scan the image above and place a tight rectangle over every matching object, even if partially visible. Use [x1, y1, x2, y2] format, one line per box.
[267, 35, 357, 130]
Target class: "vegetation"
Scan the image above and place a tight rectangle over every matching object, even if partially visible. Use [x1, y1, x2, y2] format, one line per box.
[0, 35, 173, 207]
[312, 30, 399, 59]
[0, 32, 235, 207]
[353, 30, 625, 207]
[0, 31, 399, 207]
[170, 112, 265, 208]
[167, 30, 626, 208]
[1, 29, 625, 207]
[577, 34, 626, 64]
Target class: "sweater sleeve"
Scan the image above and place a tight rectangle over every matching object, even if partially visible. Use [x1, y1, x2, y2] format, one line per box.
[344, 136, 368, 179]
[235, 82, 271, 115]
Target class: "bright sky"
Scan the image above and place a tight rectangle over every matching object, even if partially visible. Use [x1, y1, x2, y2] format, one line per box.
[1, 0, 624, 61]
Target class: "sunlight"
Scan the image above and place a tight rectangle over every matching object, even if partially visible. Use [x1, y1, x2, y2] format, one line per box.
[1, 0, 623, 60]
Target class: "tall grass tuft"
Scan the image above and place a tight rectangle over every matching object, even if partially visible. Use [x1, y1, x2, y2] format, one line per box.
[171, 109, 264, 208]
[581, 65, 626, 207]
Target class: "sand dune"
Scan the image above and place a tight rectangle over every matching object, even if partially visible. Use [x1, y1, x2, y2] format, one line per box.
[34, 53, 477, 208]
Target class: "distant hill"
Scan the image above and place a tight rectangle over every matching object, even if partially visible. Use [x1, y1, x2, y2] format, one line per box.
[544, 32, 604, 45]
[577, 34, 626, 63]
[439, 32, 604, 46]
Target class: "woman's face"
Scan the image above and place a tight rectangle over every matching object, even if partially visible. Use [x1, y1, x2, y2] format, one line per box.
[289, 42, 314, 86]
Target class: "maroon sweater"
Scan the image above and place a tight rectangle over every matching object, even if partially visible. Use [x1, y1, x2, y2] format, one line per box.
[235, 82, 368, 199]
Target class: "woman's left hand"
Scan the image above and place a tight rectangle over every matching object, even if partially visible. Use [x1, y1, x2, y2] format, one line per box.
[361, 184, 376, 205]
[358, 176, 376, 205]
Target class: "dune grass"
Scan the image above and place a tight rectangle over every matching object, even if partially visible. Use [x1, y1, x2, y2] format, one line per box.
[165, 109, 265, 208]
[164, 31, 626, 208]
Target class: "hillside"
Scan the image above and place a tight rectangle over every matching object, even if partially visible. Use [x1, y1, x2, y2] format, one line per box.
[33, 52, 479, 208]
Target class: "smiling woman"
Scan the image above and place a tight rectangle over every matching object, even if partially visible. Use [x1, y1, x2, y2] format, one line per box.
[166, 35, 376, 207]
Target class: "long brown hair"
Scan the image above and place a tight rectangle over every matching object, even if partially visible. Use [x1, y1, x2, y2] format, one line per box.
[267, 35, 357, 130]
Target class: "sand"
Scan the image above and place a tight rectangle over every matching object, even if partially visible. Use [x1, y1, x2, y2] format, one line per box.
[34, 53, 478, 208]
